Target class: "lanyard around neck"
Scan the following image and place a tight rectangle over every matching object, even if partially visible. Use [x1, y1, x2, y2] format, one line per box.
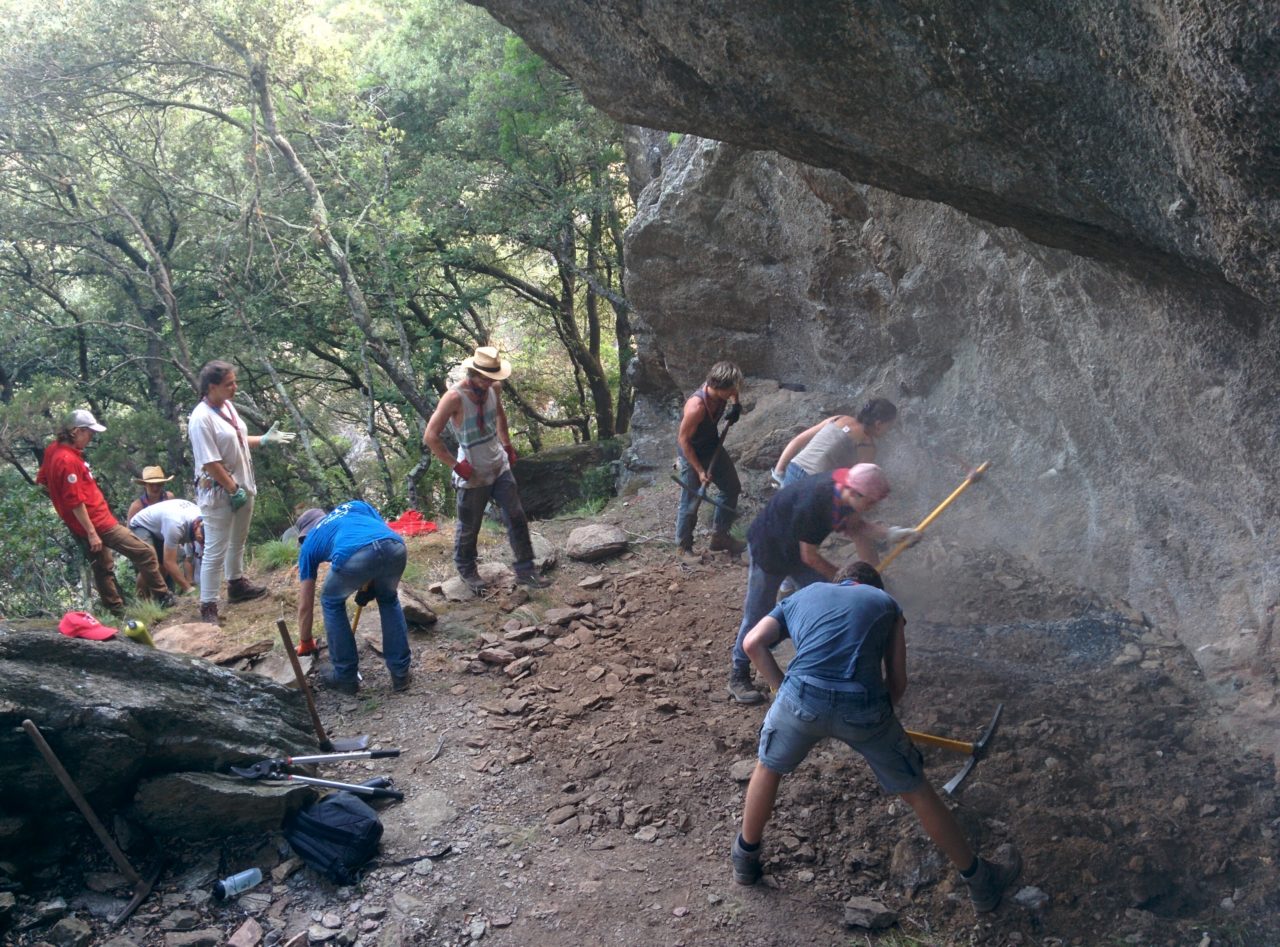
[204, 398, 247, 453]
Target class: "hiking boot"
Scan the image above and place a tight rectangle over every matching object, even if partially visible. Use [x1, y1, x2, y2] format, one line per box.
[391, 670, 412, 693]
[458, 571, 487, 595]
[514, 571, 552, 589]
[158, 593, 177, 609]
[731, 836, 762, 886]
[709, 532, 747, 555]
[965, 843, 1022, 913]
[199, 601, 220, 625]
[319, 666, 359, 696]
[227, 577, 267, 603]
[727, 667, 764, 705]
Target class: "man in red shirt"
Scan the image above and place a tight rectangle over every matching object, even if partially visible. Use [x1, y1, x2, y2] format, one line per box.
[37, 409, 173, 616]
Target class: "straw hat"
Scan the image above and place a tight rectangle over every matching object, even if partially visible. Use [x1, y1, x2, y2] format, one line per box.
[134, 466, 174, 485]
[461, 345, 512, 381]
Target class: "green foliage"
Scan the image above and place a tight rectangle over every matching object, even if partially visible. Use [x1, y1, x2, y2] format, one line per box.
[0, 473, 82, 616]
[0, 0, 633, 614]
[561, 462, 616, 518]
[124, 599, 167, 628]
[253, 539, 300, 571]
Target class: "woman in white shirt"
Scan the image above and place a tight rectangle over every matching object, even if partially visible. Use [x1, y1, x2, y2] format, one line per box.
[188, 360, 294, 624]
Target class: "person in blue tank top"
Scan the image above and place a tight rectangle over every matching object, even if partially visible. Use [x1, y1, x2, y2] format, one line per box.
[293, 501, 412, 695]
[730, 561, 1022, 913]
[675, 361, 746, 556]
[423, 346, 551, 594]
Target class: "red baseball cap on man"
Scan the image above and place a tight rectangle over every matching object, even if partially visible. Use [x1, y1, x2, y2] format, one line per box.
[58, 611, 118, 641]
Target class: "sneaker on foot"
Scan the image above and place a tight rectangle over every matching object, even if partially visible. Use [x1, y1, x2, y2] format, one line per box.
[731, 836, 762, 885]
[319, 666, 359, 696]
[158, 593, 177, 609]
[727, 668, 764, 705]
[458, 572, 487, 595]
[965, 843, 1022, 913]
[709, 532, 747, 555]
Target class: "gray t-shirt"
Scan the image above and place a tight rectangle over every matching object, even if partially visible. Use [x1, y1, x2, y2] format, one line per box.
[129, 498, 201, 549]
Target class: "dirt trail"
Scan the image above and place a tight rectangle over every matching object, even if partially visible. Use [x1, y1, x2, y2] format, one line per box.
[8, 484, 1279, 946]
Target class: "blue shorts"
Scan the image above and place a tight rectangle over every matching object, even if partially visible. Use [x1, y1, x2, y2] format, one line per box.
[757, 678, 925, 794]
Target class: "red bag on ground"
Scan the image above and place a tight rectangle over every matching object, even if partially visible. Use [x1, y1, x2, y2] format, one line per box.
[386, 509, 438, 537]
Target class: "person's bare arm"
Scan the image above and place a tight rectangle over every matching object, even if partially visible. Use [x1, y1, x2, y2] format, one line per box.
[493, 384, 513, 449]
[744, 616, 786, 690]
[126, 499, 143, 522]
[423, 390, 463, 467]
[798, 540, 838, 580]
[163, 544, 193, 591]
[70, 503, 101, 552]
[884, 615, 907, 706]
[773, 417, 840, 474]
[676, 397, 711, 484]
[297, 577, 317, 644]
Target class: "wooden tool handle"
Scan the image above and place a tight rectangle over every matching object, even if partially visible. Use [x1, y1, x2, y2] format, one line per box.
[905, 729, 975, 754]
[23, 719, 142, 885]
[277, 619, 333, 751]
[880, 462, 991, 572]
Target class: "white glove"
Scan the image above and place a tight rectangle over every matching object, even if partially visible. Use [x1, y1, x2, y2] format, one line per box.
[885, 526, 921, 547]
[261, 422, 297, 446]
[769, 468, 785, 488]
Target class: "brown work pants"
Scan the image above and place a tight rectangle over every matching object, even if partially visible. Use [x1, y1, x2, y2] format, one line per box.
[78, 524, 169, 615]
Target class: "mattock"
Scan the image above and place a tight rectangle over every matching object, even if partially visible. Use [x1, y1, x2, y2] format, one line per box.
[906, 703, 1004, 796]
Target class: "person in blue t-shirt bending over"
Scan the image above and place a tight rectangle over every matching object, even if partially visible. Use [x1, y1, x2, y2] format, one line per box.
[294, 501, 412, 696]
[730, 561, 1022, 914]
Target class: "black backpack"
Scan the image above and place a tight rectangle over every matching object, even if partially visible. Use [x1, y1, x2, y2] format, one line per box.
[283, 791, 384, 885]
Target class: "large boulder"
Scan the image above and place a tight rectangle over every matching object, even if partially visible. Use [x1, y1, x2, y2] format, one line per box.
[0, 626, 318, 863]
[474, 0, 1280, 309]
[512, 438, 626, 518]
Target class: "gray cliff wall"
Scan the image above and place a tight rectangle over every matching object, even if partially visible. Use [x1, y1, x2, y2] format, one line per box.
[474, 0, 1280, 308]
[624, 139, 1278, 737]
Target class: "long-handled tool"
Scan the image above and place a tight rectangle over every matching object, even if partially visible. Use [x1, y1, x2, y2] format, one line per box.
[277, 619, 370, 753]
[905, 703, 1003, 796]
[671, 411, 739, 518]
[879, 461, 991, 572]
[22, 719, 164, 927]
[231, 749, 404, 801]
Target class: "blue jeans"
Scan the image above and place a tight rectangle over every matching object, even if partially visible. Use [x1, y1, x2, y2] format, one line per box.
[758, 677, 923, 793]
[733, 549, 826, 671]
[321, 538, 411, 682]
[454, 470, 536, 576]
[782, 461, 809, 487]
[675, 452, 740, 547]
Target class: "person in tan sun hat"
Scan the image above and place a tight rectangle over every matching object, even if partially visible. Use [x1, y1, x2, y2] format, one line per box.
[423, 345, 551, 593]
[126, 465, 177, 522]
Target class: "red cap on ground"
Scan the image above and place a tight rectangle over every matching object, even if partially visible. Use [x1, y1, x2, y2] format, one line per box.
[58, 611, 118, 641]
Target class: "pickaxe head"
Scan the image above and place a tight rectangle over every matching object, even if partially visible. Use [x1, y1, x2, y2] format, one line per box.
[942, 702, 1003, 796]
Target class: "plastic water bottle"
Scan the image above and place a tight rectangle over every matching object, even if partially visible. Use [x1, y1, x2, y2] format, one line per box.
[213, 867, 262, 899]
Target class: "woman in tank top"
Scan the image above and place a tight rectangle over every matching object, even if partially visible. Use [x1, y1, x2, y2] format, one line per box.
[772, 399, 897, 488]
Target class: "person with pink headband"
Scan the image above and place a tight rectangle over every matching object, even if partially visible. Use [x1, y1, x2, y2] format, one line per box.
[726, 463, 919, 705]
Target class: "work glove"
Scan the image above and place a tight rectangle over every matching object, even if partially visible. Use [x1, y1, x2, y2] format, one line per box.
[723, 401, 742, 424]
[453, 459, 475, 481]
[295, 638, 319, 657]
[504, 443, 518, 466]
[769, 468, 786, 489]
[228, 486, 249, 510]
[260, 422, 297, 446]
[354, 582, 375, 607]
[885, 526, 921, 547]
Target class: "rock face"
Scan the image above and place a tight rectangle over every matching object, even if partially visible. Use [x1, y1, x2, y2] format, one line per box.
[473, 3, 1280, 752]
[474, 0, 1280, 308]
[0, 627, 318, 856]
[512, 438, 626, 518]
[623, 141, 1280, 754]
